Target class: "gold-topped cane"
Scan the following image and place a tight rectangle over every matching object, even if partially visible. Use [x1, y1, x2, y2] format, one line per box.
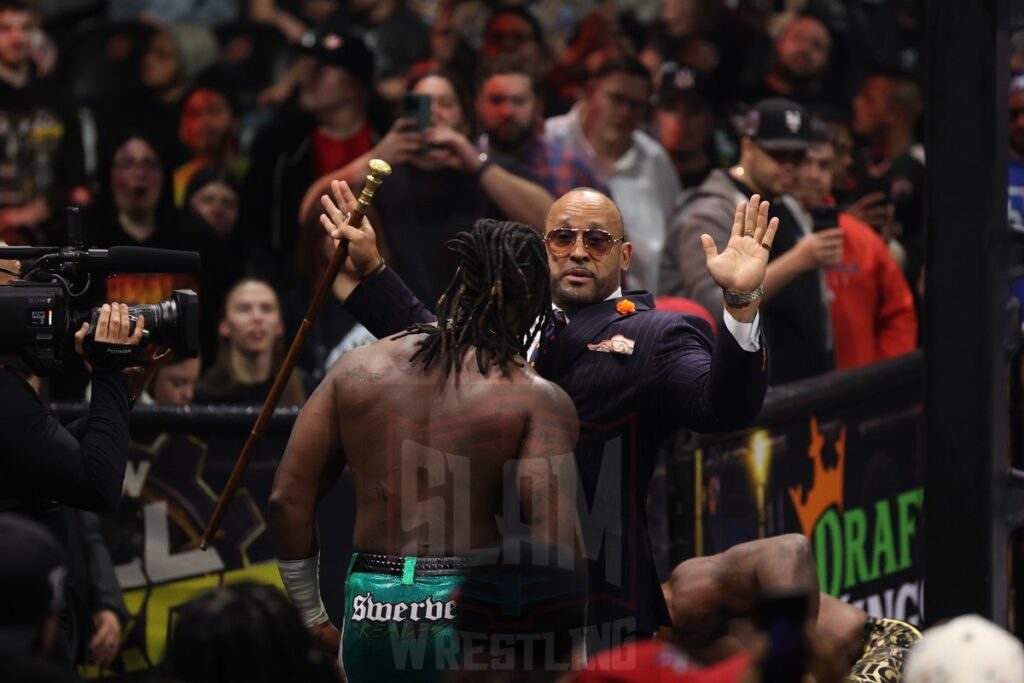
[200, 160, 392, 550]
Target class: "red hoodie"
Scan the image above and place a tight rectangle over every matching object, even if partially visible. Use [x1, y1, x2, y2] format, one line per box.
[826, 213, 917, 369]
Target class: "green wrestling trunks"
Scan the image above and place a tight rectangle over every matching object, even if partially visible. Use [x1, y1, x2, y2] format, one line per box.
[843, 616, 922, 683]
[341, 553, 467, 683]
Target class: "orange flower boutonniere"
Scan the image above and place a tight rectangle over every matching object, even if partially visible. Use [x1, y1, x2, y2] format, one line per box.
[616, 299, 636, 315]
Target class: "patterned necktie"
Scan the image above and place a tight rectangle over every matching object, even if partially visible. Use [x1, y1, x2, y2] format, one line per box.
[529, 309, 568, 365]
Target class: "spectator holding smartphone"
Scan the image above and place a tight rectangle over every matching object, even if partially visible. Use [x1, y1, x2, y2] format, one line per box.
[851, 71, 925, 290]
[0, 285, 170, 670]
[817, 108, 907, 271]
[664, 98, 833, 384]
[793, 122, 917, 370]
[299, 70, 554, 306]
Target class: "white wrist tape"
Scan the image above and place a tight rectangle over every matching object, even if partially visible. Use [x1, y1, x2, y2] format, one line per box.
[277, 554, 330, 626]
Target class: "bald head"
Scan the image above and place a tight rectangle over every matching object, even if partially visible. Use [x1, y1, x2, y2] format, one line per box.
[887, 76, 923, 121]
[544, 188, 632, 314]
[546, 188, 625, 238]
[853, 74, 922, 138]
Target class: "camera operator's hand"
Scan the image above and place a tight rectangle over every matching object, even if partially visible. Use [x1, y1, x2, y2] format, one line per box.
[74, 303, 145, 373]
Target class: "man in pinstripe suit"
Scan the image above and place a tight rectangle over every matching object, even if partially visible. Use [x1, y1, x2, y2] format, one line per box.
[320, 180, 776, 650]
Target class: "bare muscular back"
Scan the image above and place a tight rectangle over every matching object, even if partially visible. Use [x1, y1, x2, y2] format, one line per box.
[326, 332, 578, 557]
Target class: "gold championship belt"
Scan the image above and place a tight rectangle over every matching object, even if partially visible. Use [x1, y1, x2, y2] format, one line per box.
[844, 617, 922, 683]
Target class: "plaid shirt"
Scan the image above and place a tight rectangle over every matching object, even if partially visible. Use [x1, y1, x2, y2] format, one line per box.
[519, 136, 607, 197]
[545, 104, 682, 292]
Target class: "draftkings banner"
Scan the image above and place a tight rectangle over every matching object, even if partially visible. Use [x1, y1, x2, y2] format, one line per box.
[694, 358, 925, 625]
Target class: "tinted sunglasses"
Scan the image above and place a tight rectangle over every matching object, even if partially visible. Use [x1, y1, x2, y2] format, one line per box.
[545, 228, 624, 258]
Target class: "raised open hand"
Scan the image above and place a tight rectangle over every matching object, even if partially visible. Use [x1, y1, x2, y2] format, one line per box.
[701, 194, 779, 295]
[319, 179, 382, 279]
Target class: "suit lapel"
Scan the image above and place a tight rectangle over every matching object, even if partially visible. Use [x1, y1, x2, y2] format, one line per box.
[546, 292, 653, 373]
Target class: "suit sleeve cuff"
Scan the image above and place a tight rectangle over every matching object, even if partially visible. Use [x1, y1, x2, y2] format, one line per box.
[723, 310, 762, 352]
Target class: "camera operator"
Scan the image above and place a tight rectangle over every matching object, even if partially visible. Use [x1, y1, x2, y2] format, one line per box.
[0, 283, 168, 531]
[0, 302, 162, 511]
[0, 289, 171, 671]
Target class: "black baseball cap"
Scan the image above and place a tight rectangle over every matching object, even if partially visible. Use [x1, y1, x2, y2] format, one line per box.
[297, 20, 374, 89]
[0, 515, 66, 652]
[657, 63, 715, 110]
[741, 97, 812, 151]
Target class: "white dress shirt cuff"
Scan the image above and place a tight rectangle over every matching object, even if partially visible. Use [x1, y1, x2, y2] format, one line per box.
[723, 310, 762, 352]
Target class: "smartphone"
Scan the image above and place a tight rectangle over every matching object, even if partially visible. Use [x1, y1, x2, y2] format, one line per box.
[811, 206, 839, 232]
[400, 93, 433, 131]
[757, 591, 810, 683]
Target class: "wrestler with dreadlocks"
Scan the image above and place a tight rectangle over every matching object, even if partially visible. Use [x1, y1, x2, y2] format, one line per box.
[397, 218, 554, 379]
[308, 177, 918, 681]
[269, 219, 581, 683]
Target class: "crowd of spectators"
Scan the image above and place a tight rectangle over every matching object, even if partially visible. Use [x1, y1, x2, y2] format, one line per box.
[0, 0, 930, 400]
[0, 0, 952, 679]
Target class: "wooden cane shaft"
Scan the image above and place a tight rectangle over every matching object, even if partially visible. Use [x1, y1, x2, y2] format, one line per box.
[200, 161, 391, 550]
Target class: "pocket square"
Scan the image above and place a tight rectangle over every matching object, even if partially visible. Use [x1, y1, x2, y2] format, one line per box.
[587, 334, 635, 355]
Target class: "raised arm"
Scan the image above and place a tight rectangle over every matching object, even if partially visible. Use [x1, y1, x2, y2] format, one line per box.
[655, 313, 765, 433]
[298, 118, 426, 227]
[673, 202, 734, 318]
[319, 180, 436, 336]
[248, 0, 308, 42]
[424, 126, 554, 229]
[268, 373, 345, 652]
[657, 197, 775, 433]
[700, 195, 779, 324]
[762, 227, 843, 301]
[480, 163, 555, 230]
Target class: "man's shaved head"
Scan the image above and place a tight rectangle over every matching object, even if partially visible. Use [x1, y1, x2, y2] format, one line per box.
[544, 188, 632, 313]
[546, 187, 625, 237]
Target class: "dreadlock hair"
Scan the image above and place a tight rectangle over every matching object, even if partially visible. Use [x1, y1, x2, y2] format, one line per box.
[398, 219, 552, 380]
